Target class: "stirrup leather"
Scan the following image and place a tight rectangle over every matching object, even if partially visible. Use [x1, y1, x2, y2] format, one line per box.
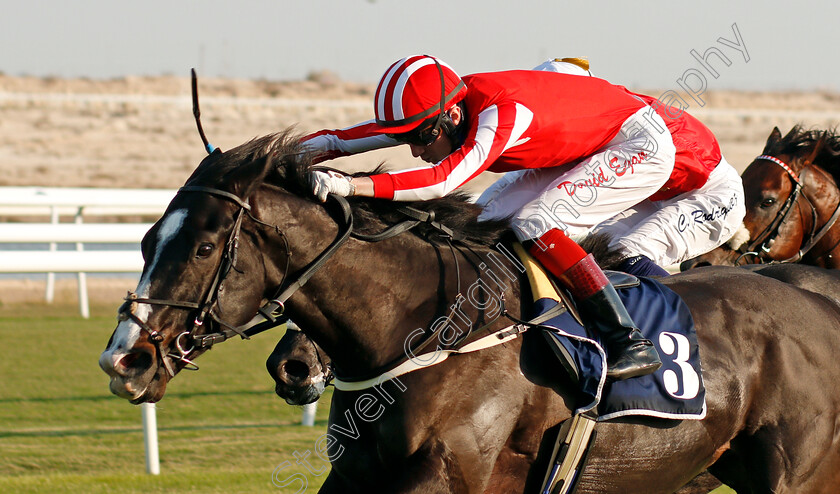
[540, 412, 598, 494]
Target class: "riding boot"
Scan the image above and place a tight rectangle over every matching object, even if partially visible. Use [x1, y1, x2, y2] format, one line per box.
[526, 229, 662, 380]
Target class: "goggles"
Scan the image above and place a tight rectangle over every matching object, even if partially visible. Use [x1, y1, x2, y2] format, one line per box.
[387, 122, 440, 147]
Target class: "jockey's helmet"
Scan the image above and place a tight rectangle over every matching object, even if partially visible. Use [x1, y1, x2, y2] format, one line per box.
[373, 55, 467, 135]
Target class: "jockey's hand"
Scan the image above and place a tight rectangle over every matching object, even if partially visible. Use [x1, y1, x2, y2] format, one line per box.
[310, 170, 355, 202]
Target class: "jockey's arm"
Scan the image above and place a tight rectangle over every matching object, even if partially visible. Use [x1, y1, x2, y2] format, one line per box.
[349, 176, 375, 197]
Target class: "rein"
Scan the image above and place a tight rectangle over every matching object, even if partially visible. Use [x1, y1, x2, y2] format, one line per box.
[119, 182, 477, 378]
[737, 155, 840, 265]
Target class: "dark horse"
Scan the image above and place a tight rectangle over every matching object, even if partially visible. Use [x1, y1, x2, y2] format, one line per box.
[682, 126, 840, 269]
[264, 264, 840, 494]
[100, 131, 840, 493]
[267, 265, 840, 404]
[266, 322, 332, 405]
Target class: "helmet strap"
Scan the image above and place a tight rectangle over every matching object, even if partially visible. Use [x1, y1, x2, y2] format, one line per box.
[441, 102, 468, 152]
[427, 56, 447, 141]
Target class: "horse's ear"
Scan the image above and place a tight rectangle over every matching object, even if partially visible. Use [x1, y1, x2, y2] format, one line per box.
[763, 127, 783, 153]
[228, 155, 274, 200]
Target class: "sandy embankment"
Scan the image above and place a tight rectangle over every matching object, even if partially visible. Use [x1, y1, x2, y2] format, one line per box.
[2, 73, 839, 306]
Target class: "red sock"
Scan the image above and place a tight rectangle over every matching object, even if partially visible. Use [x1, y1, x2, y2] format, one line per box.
[527, 228, 607, 299]
[526, 228, 587, 275]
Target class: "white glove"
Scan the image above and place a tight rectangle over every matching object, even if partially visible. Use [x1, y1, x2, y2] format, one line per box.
[310, 170, 355, 202]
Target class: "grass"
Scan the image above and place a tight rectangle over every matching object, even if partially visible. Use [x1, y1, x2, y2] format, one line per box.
[0, 301, 331, 493]
[0, 301, 735, 493]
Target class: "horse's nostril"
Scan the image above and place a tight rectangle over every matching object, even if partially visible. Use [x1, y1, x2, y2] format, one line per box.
[282, 360, 312, 382]
[118, 351, 152, 372]
[695, 261, 711, 268]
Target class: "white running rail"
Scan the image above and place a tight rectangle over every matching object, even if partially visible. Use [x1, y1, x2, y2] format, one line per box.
[0, 186, 175, 317]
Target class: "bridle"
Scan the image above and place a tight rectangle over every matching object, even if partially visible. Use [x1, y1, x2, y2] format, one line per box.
[117, 178, 470, 379]
[116, 183, 291, 377]
[736, 154, 840, 265]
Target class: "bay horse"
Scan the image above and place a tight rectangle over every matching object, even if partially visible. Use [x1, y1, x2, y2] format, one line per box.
[100, 131, 840, 493]
[682, 125, 840, 269]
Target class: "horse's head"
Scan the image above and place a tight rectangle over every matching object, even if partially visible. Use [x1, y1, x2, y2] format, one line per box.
[99, 134, 299, 403]
[266, 324, 332, 405]
[684, 125, 840, 269]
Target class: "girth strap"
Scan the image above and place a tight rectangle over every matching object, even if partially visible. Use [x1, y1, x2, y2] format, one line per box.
[332, 301, 571, 390]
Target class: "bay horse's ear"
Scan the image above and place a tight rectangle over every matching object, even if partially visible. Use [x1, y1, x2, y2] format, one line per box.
[763, 126, 783, 153]
[228, 154, 274, 200]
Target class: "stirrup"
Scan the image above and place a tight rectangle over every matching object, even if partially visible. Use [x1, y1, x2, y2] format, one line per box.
[540, 412, 598, 494]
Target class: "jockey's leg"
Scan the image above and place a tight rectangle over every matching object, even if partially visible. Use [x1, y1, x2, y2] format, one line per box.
[612, 159, 746, 266]
[479, 106, 677, 380]
[526, 228, 661, 380]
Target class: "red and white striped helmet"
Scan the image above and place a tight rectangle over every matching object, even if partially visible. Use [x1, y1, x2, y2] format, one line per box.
[373, 55, 467, 134]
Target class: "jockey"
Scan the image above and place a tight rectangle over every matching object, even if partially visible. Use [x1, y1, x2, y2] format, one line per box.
[528, 57, 745, 276]
[303, 55, 744, 380]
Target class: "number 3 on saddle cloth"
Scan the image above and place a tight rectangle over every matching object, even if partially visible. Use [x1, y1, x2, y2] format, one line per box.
[513, 245, 707, 420]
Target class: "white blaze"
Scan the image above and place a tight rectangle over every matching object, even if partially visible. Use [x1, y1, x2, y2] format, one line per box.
[106, 209, 188, 353]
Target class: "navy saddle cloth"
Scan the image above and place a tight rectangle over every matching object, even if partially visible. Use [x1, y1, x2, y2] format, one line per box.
[538, 274, 707, 421]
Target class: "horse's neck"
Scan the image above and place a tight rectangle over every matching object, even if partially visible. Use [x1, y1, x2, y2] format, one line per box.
[272, 204, 524, 375]
[802, 166, 840, 266]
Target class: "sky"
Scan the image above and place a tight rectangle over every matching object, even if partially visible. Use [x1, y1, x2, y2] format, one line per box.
[1, 0, 838, 92]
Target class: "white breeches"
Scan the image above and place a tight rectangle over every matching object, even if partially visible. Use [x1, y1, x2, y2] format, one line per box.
[476, 106, 745, 266]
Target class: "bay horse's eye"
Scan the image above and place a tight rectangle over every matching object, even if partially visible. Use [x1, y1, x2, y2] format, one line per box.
[196, 243, 214, 258]
[760, 197, 777, 209]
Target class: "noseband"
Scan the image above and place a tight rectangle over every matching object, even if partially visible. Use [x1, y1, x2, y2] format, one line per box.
[737, 155, 840, 264]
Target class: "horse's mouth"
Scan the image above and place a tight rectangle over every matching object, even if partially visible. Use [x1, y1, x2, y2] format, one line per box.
[129, 393, 158, 405]
[276, 383, 322, 406]
[125, 378, 167, 404]
[106, 373, 148, 401]
[102, 355, 168, 404]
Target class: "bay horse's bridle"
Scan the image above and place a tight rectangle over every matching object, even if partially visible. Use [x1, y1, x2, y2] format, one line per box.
[736, 154, 840, 264]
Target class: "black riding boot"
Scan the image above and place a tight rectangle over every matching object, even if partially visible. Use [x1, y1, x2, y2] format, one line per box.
[559, 254, 662, 380]
[577, 283, 662, 380]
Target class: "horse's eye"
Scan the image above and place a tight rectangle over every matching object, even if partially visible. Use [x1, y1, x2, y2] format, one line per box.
[760, 198, 777, 209]
[196, 243, 214, 258]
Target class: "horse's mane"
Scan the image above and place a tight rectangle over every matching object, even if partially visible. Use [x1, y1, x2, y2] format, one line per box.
[769, 125, 840, 181]
[186, 130, 511, 249]
[184, 129, 627, 267]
